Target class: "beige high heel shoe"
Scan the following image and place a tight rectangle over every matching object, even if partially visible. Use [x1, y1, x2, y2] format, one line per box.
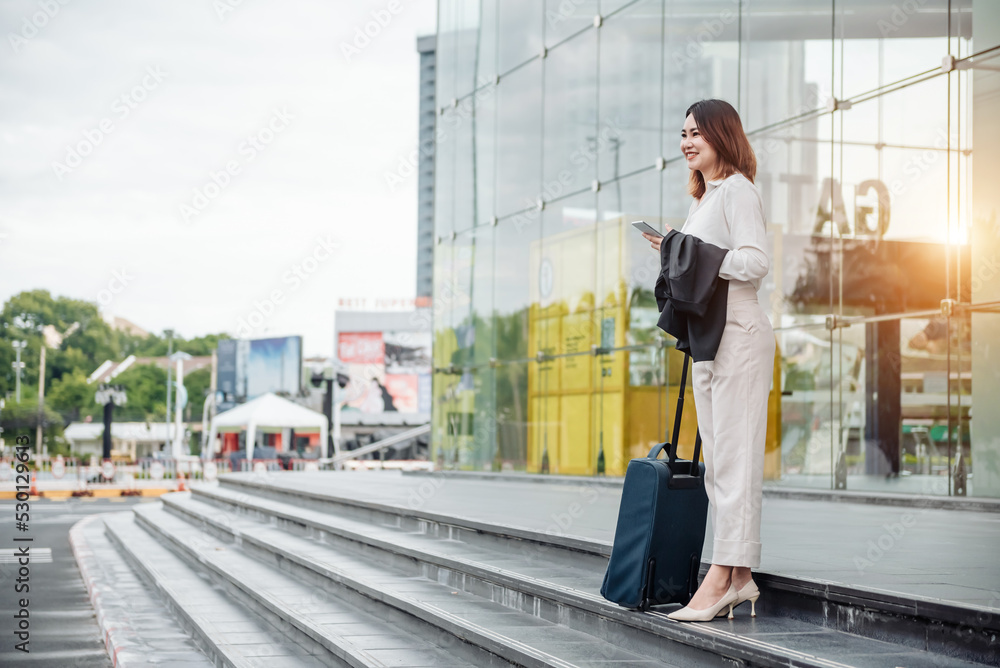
[666, 584, 738, 622]
[716, 580, 760, 618]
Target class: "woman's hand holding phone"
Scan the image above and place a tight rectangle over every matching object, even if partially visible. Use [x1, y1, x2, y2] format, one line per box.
[641, 225, 673, 252]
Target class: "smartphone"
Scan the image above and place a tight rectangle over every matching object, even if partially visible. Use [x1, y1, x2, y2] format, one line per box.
[631, 220, 663, 238]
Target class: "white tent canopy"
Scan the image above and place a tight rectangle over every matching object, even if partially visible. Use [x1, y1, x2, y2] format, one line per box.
[208, 393, 328, 461]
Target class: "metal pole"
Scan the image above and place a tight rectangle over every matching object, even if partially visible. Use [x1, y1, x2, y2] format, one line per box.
[102, 400, 113, 462]
[11, 340, 26, 403]
[322, 378, 333, 459]
[165, 330, 174, 449]
[173, 357, 185, 459]
[37, 345, 46, 457]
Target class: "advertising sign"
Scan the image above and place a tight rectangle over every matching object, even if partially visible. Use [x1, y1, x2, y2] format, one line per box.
[234, 336, 303, 399]
[217, 339, 237, 397]
[338, 330, 432, 415]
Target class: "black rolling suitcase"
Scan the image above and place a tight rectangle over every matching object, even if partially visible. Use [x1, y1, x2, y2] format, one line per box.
[600, 353, 709, 611]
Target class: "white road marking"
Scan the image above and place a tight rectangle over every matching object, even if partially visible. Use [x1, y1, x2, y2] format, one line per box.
[0, 547, 53, 564]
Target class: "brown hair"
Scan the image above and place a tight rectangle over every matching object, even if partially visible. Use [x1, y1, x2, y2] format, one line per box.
[685, 99, 756, 200]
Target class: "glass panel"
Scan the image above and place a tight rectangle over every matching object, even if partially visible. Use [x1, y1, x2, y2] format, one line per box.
[828, 77, 951, 316]
[434, 108, 456, 240]
[498, 0, 543, 73]
[970, 0, 1000, 54]
[473, 83, 498, 226]
[470, 225, 495, 367]
[777, 326, 838, 488]
[453, 99, 476, 234]
[496, 60, 543, 217]
[543, 29, 598, 199]
[663, 0, 740, 136]
[540, 191, 598, 316]
[454, 0, 483, 98]
[436, 0, 457, 108]
[494, 360, 529, 471]
[546, 0, 598, 47]
[898, 314, 965, 494]
[968, 307, 999, 498]
[967, 31, 1000, 498]
[835, 0, 950, 102]
[467, 366, 497, 470]
[433, 240, 454, 367]
[598, 0, 663, 182]
[741, 0, 830, 130]
[494, 217, 533, 361]
[447, 230, 474, 369]
[478, 0, 499, 83]
[602, 0, 638, 16]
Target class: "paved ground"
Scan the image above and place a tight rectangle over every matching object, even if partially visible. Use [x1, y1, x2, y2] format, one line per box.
[233, 470, 1000, 611]
[0, 497, 153, 667]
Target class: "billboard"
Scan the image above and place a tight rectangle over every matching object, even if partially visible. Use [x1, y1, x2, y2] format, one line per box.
[233, 336, 302, 399]
[337, 330, 431, 414]
[216, 339, 237, 398]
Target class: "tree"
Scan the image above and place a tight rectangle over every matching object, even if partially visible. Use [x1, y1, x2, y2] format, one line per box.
[0, 398, 64, 449]
[109, 364, 167, 422]
[183, 367, 212, 422]
[47, 370, 97, 422]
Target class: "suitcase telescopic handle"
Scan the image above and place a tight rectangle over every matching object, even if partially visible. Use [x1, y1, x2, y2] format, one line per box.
[669, 353, 703, 476]
[668, 354, 689, 463]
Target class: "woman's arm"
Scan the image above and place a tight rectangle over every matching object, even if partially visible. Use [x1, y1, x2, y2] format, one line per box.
[719, 180, 769, 282]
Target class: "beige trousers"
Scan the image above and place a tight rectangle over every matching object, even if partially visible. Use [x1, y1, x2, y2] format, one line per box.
[691, 282, 775, 568]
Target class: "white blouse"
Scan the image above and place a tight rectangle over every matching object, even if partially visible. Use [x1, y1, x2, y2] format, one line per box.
[679, 173, 769, 292]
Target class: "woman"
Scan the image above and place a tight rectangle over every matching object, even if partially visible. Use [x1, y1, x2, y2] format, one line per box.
[643, 99, 775, 622]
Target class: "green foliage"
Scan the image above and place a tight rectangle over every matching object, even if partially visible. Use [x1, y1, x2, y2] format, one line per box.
[47, 370, 96, 421]
[111, 364, 168, 422]
[0, 398, 64, 445]
[183, 367, 212, 421]
[1, 290, 232, 441]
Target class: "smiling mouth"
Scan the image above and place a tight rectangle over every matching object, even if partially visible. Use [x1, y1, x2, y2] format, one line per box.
[685, 152, 698, 159]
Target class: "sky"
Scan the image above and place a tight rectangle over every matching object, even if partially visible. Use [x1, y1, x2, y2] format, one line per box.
[0, 0, 437, 357]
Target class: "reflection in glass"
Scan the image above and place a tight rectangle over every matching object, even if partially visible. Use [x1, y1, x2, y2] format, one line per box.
[496, 61, 543, 217]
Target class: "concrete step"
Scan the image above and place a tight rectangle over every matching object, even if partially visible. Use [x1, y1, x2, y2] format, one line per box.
[144, 495, 693, 668]
[70, 513, 215, 666]
[208, 478, 998, 667]
[128, 502, 503, 667]
[102, 512, 329, 667]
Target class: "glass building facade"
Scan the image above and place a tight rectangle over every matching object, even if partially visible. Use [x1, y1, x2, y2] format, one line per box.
[431, 0, 1000, 498]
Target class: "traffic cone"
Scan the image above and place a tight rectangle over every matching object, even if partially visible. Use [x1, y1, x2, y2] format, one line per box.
[29, 472, 41, 498]
[177, 470, 187, 492]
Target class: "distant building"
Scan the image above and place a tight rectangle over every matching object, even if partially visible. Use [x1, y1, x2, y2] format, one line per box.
[416, 34, 436, 300]
[100, 311, 150, 338]
[64, 421, 172, 460]
[334, 308, 431, 434]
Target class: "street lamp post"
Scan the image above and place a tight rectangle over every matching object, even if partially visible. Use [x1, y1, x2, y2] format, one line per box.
[310, 367, 349, 460]
[95, 384, 127, 465]
[164, 329, 174, 446]
[11, 340, 27, 403]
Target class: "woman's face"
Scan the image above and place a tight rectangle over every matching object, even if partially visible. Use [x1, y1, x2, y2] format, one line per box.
[680, 113, 719, 179]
